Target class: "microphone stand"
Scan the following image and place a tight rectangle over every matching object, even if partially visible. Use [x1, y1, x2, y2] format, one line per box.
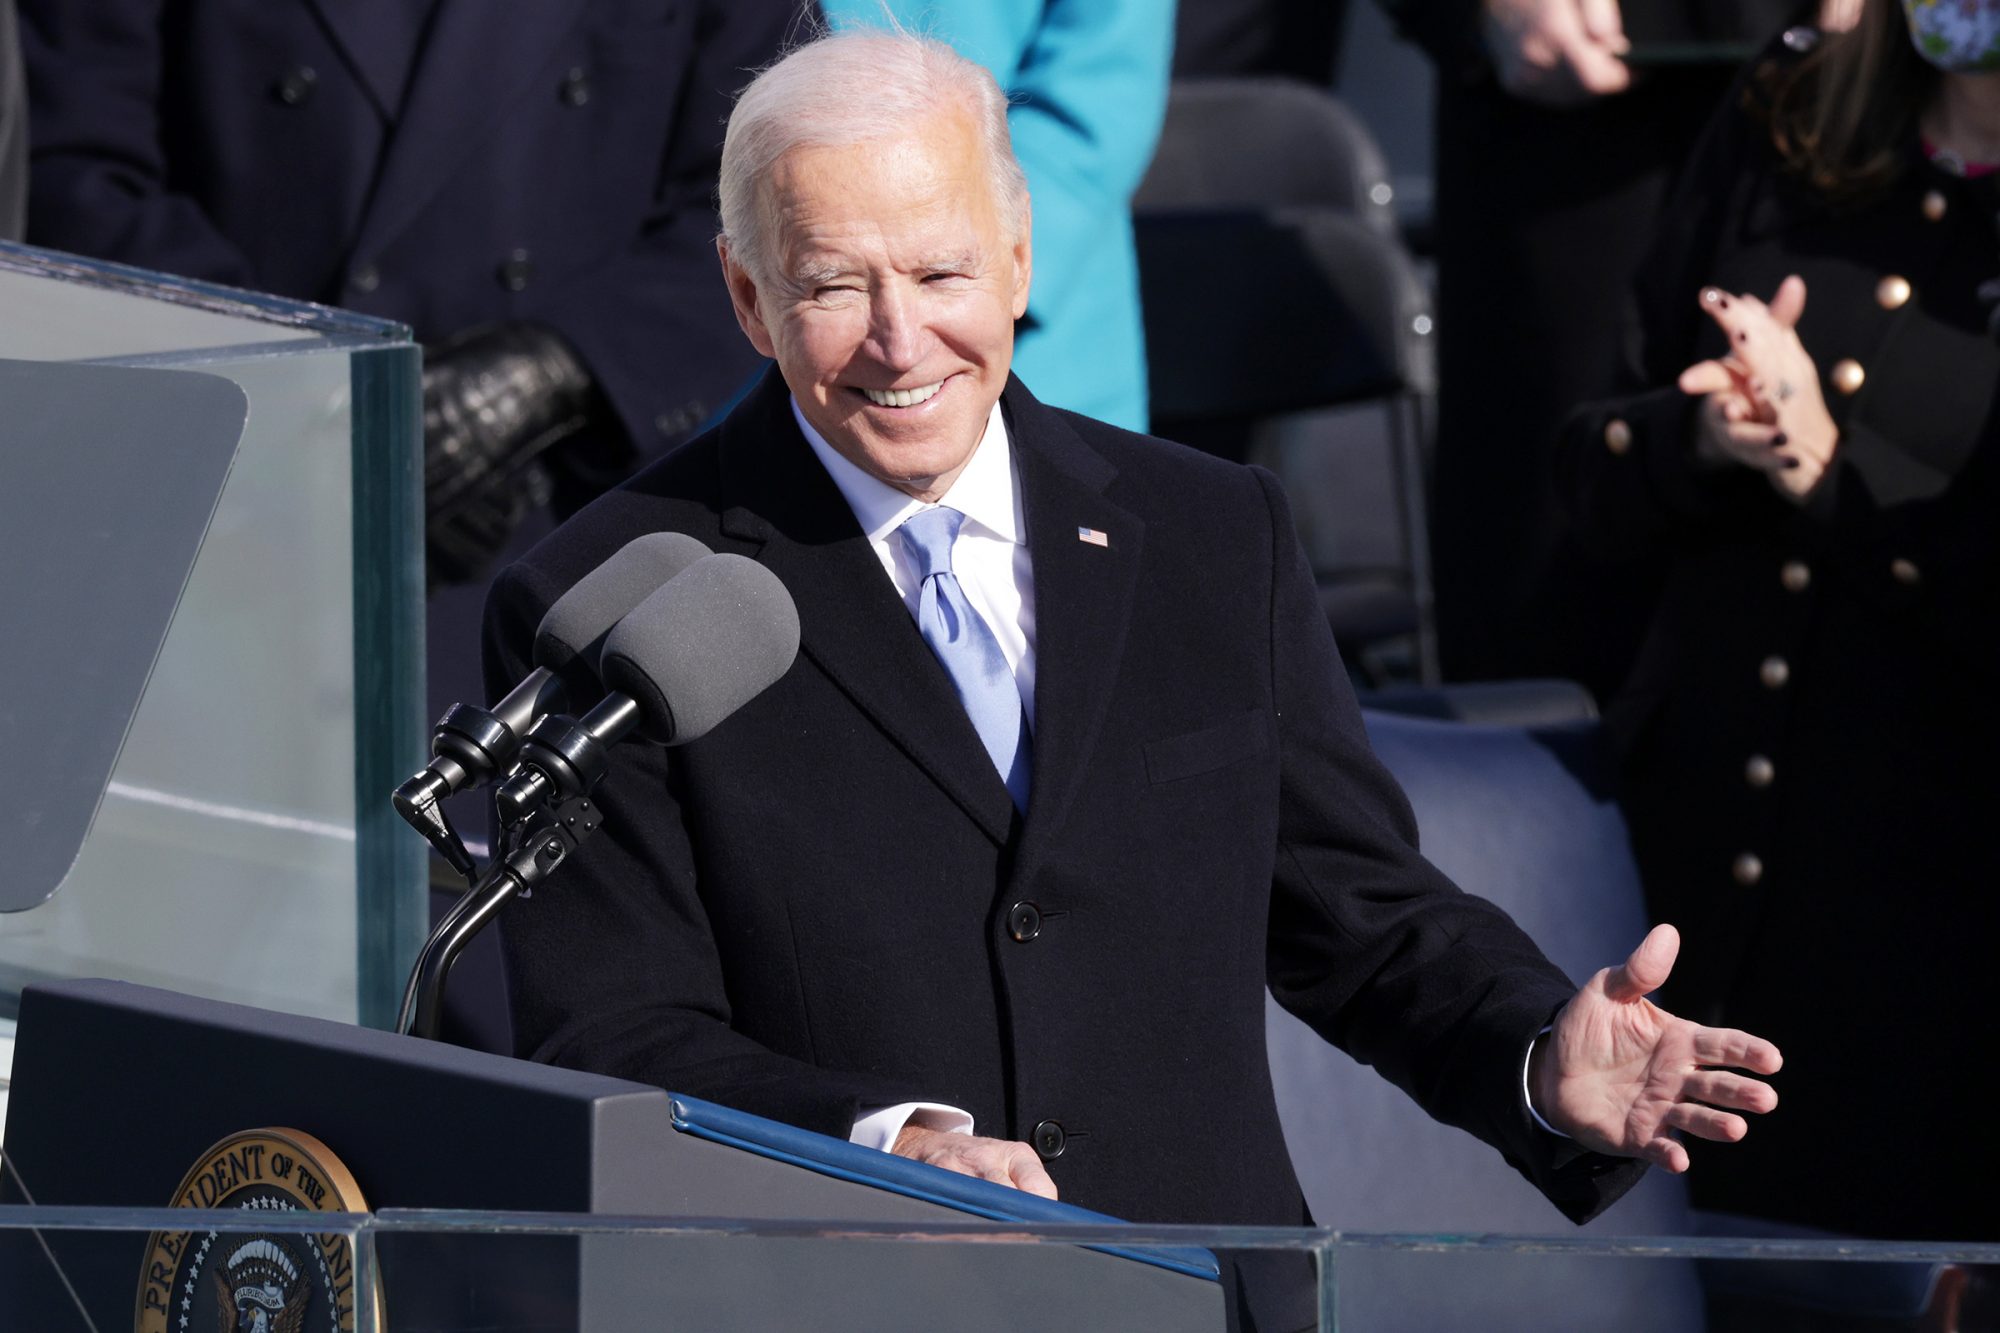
[395, 694, 642, 1040]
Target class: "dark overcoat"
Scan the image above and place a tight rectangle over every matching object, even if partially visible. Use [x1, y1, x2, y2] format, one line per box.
[486, 367, 1643, 1231]
[18, 0, 787, 451]
[1557, 36, 2000, 1241]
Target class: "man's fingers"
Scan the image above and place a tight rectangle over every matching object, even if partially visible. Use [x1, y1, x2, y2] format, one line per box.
[1007, 1146, 1060, 1200]
[1666, 1102, 1749, 1143]
[1692, 1027, 1784, 1075]
[1603, 922, 1679, 1001]
[1642, 1136, 1690, 1173]
[1682, 1070, 1779, 1114]
[1576, 0, 1627, 47]
[1565, 36, 1632, 95]
[1769, 274, 1808, 328]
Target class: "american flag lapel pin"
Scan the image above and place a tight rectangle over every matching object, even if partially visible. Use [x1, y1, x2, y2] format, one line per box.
[1077, 526, 1109, 548]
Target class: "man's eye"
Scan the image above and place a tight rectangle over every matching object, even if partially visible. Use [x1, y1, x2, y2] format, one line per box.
[923, 272, 967, 284]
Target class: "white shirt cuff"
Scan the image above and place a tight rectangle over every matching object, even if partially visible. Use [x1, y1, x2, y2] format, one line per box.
[1524, 1026, 1570, 1139]
[849, 1102, 976, 1153]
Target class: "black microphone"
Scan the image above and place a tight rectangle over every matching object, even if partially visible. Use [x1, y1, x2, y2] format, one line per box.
[492, 554, 801, 822]
[399, 555, 801, 1040]
[394, 532, 711, 875]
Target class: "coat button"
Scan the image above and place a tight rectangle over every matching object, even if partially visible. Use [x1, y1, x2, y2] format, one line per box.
[1780, 560, 1811, 593]
[496, 248, 534, 291]
[1032, 1120, 1066, 1160]
[1875, 275, 1912, 310]
[1603, 418, 1632, 454]
[349, 262, 381, 294]
[1922, 189, 1948, 222]
[1890, 557, 1921, 586]
[1007, 901, 1042, 942]
[1745, 755, 1775, 789]
[274, 66, 318, 106]
[1759, 655, 1790, 689]
[1830, 359, 1865, 395]
[1732, 852, 1764, 886]
[560, 66, 592, 106]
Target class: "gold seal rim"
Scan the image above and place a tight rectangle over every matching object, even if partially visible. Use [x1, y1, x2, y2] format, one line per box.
[134, 1126, 377, 1333]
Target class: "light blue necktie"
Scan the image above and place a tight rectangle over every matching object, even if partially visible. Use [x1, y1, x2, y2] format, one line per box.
[897, 507, 1032, 811]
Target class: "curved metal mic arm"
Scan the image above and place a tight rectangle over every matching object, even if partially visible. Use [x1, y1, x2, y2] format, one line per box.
[395, 693, 642, 1041]
[396, 791, 602, 1040]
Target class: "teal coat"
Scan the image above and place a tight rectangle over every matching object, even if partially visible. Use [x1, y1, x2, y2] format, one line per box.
[824, 1, 1172, 431]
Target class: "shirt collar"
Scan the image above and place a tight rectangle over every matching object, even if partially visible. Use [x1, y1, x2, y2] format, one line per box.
[791, 394, 1023, 547]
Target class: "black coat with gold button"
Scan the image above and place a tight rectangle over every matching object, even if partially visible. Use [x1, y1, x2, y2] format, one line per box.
[1557, 38, 2000, 1242]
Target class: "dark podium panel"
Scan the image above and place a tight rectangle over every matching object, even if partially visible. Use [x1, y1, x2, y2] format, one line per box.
[1, 980, 1223, 1330]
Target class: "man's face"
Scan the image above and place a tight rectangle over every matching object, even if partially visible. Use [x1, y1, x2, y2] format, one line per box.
[721, 109, 1032, 503]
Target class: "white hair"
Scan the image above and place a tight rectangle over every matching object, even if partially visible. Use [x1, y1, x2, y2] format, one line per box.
[717, 27, 1030, 285]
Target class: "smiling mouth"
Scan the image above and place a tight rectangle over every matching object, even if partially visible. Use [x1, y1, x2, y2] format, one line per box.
[856, 380, 945, 408]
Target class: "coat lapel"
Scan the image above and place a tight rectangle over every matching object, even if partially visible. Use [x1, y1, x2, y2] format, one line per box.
[301, 0, 431, 122]
[1004, 382, 1144, 889]
[716, 371, 1018, 847]
[347, 0, 588, 265]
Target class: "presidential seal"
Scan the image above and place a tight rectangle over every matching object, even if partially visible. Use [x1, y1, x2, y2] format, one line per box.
[135, 1128, 372, 1333]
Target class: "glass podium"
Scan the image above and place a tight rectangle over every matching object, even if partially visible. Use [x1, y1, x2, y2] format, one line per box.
[2, 1203, 1993, 1332]
[0, 241, 425, 1032]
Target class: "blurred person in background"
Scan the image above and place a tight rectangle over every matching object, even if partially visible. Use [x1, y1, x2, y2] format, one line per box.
[1172, 0, 1346, 83]
[1381, 0, 1800, 699]
[1558, 2, 1999, 1244]
[1, 0, 22, 239]
[818, 1, 1172, 432]
[16, 0, 799, 717]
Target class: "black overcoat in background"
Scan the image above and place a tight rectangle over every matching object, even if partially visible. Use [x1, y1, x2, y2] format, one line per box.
[485, 368, 1644, 1234]
[1557, 38, 2000, 1241]
[17, 0, 783, 456]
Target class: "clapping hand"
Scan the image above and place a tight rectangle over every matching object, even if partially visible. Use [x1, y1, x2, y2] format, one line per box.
[1531, 925, 1782, 1172]
[1677, 275, 1841, 503]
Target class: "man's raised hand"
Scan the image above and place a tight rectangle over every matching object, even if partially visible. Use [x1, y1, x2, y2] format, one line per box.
[1530, 924, 1782, 1173]
[893, 1124, 1060, 1199]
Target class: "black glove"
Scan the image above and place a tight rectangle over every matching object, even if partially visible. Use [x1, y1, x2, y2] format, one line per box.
[422, 322, 605, 590]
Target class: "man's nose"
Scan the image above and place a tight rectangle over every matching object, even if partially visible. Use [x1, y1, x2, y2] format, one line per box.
[866, 286, 929, 371]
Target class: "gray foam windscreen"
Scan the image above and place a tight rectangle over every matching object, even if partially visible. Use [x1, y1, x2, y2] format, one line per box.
[533, 531, 713, 671]
[598, 554, 802, 744]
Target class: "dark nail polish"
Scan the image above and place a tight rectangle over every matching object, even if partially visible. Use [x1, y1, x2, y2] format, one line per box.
[1773, 432, 1788, 446]
[1783, 458, 1801, 469]
[1735, 331, 1748, 342]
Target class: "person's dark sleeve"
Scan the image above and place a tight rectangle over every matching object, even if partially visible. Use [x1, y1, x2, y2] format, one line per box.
[1553, 77, 1776, 562]
[1253, 467, 1644, 1224]
[1, 0, 26, 241]
[1372, 0, 1490, 77]
[16, 0, 256, 281]
[525, 0, 793, 458]
[483, 557, 935, 1139]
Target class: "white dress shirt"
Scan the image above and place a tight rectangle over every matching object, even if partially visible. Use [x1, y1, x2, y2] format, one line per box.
[792, 395, 1032, 1151]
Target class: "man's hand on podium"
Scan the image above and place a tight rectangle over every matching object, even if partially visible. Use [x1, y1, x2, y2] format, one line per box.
[1530, 923, 1784, 1173]
[894, 1124, 1060, 1199]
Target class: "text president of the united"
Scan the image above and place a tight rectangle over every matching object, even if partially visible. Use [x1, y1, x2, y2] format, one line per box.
[485, 23, 1780, 1250]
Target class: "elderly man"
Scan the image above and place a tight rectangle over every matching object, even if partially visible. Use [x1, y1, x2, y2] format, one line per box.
[487, 28, 1778, 1246]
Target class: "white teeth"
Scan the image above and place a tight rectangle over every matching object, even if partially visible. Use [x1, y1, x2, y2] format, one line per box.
[861, 380, 943, 408]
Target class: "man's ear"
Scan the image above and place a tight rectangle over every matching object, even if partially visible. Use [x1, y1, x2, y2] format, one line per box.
[717, 237, 778, 359]
[1009, 195, 1033, 322]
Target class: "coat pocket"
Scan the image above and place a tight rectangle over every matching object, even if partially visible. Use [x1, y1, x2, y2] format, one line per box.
[1143, 709, 1270, 785]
